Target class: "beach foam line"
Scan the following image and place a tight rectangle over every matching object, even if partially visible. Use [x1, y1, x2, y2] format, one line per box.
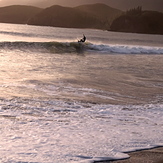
[111, 146, 163, 163]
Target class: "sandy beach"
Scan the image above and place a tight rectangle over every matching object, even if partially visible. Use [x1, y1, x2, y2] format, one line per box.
[110, 147, 163, 163]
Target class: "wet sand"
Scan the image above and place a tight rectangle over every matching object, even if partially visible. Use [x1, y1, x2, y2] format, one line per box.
[110, 147, 163, 163]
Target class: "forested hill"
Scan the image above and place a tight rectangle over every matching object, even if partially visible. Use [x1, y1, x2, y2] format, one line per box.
[27, 3, 122, 29]
[110, 7, 163, 35]
[0, 3, 122, 30]
[0, 5, 42, 24]
[0, 4, 163, 35]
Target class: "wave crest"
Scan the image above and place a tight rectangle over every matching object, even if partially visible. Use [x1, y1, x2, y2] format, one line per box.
[0, 41, 163, 54]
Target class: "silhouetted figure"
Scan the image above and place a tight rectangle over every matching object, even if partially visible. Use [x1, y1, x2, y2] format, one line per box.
[78, 34, 86, 43]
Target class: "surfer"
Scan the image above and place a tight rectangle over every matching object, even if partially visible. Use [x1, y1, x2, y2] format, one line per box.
[78, 34, 86, 43]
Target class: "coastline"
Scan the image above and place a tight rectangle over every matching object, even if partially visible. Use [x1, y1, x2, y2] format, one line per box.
[110, 147, 163, 163]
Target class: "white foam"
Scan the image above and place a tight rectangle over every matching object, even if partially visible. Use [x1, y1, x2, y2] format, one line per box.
[0, 98, 162, 162]
[88, 43, 163, 54]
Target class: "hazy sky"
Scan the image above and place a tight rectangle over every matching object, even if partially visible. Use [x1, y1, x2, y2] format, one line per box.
[0, 0, 162, 12]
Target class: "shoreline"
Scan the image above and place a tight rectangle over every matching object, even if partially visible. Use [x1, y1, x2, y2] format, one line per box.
[109, 147, 163, 163]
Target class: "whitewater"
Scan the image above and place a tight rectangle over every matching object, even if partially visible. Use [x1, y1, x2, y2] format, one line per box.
[0, 23, 163, 163]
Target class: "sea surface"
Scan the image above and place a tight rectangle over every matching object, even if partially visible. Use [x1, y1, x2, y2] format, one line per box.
[0, 23, 163, 163]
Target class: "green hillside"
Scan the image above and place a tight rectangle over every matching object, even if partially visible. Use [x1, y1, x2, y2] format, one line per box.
[27, 5, 100, 28]
[27, 3, 122, 29]
[0, 5, 42, 24]
[110, 7, 163, 35]
[0, 4, 162, 35]
[75, 3, 122, 28]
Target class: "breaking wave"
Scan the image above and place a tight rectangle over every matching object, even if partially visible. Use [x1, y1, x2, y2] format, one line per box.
[0, 41, 163, 54]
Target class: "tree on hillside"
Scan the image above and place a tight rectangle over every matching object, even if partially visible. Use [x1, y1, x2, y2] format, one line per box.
[126, 6, 142, 16]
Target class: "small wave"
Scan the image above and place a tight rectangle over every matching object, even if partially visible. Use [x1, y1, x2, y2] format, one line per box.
[88, 43, 163, 54]
[0, 30, 36, 37]
[0, 41, 87, 53]
[0, 41, 163, 54]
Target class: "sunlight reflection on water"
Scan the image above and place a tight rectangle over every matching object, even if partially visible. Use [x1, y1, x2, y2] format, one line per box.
[0, 23, 163, 162]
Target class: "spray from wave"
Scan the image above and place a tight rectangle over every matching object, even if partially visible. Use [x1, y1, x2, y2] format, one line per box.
[88, 43, 163, 54]
[0, 41, 163, 54]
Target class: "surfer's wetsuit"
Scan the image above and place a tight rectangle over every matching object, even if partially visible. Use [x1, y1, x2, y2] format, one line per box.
[78, 35, 86, 43]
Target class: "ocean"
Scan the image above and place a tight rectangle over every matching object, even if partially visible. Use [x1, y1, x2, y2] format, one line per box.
[0, 23, 163, 163]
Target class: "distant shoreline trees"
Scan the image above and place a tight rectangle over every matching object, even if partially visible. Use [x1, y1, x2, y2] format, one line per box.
[110, 5, 163, 35]
[126, 6, 142, 16]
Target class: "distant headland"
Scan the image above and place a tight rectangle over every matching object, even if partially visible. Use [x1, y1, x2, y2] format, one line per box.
[0, 3, 163, 35]
[110, 6, 163, 35]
